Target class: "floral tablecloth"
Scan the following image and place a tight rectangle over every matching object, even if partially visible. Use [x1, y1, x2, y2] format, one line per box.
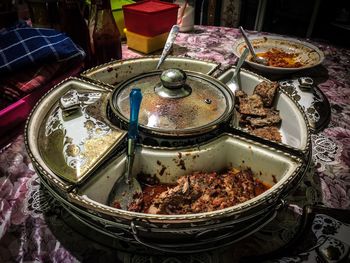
[1, 26, 350, 263]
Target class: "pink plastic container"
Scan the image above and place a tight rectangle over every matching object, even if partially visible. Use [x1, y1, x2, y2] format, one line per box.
[0, 65, 82, 147]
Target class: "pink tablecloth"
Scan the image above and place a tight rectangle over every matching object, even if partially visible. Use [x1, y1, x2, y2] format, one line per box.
[1, 26, 350, 263]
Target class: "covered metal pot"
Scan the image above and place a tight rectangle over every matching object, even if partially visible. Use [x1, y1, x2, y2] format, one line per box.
[108, 68, 234, 146]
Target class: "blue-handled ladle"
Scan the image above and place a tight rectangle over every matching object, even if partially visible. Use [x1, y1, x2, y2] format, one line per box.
[108, 88, 143, 210]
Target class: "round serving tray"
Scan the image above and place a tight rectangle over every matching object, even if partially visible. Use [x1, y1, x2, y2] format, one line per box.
[25, 56, 312, 253]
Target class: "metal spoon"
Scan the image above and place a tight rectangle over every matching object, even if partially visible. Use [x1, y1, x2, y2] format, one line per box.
[108, 88, 143, 210]
[239, 26, 268, 66]
[156, 25, 180, 70]
[226, 48, 249, 93]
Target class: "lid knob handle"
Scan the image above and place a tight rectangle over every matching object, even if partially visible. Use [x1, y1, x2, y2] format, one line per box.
[59, 89, 81, 118]
[155, 68, 191, 99]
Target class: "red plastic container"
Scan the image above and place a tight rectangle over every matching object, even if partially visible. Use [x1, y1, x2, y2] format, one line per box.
[123, 0, 179, 37]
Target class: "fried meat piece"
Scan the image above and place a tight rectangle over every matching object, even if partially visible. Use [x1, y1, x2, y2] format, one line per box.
[235, 90, 248, 108]
[235, 90, 247, 98]
[239, 94, 267, 116]
[250, 126, 282, 142]
[247, 109, 281, 127]
[253, 81, 279, 107]
[235, 83, 282, 141]
[238, 112, 250, 127]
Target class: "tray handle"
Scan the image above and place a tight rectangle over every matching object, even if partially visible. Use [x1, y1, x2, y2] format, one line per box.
[241, 203, 350, 262]
[130, 208, 279, 254]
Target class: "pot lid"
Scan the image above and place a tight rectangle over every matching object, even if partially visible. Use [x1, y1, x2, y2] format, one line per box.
[36, 82, 126, 184]
[279, 77, 331, 133]
[110, 69, 233, 133]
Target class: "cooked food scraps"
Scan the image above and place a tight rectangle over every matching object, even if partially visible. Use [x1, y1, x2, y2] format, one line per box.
[235, 81, 282, 142]
[255, 48, 303, 68]
[115, 167, 270, 214]
[251, 126, 282, 142]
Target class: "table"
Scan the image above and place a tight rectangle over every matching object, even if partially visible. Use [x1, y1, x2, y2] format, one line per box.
[1, 26, 350, 263]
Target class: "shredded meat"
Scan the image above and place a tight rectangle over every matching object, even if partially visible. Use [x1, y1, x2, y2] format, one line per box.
[127, 168, 270, 215]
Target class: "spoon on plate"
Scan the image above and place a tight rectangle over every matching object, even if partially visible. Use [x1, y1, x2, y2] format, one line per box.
[108, 88, 143, 210]
[156, 25, 180, 70]
[226, 48, 249, 93]
[239, 26, 268, 66]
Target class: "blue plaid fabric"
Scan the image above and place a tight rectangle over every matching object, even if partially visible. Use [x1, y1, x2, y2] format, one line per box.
[0, 25, 85, 74]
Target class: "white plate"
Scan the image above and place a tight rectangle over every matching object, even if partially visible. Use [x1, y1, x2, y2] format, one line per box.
[233, 35, 325, 74]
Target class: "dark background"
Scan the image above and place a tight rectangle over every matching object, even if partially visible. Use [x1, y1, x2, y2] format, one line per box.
[3, 0, 350, 47]
[184, 0, 350, 48]
[239, 0, 350, 47]
[195, 0, 350, 47]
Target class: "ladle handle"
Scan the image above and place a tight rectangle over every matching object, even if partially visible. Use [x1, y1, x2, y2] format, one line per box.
[156, 25, 180, 70]
[128, 89, 142, 140]
[239, 26, 257, 59]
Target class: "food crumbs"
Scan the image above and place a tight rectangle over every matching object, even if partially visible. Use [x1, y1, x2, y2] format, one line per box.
[159, 165, 167, 176]
[272, 175, 277, 184]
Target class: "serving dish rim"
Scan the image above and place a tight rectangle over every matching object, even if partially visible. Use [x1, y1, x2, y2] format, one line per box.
[80, 55, 221, 88]
[232, 35, 325, 73]
[66, 132, 306, 222]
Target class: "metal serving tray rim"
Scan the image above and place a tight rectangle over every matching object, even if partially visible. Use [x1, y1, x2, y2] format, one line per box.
[80, 55, 221, 88]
